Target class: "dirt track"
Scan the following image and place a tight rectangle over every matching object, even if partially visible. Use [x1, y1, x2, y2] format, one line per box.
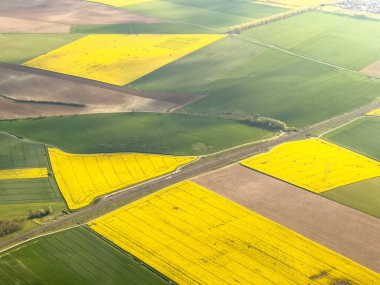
[192, 164, 380, 273]
[0, 63, 184, 119]
[0, 0, 160, 25]
[0, 16, 70, 33]
[362, 59, 380, 77]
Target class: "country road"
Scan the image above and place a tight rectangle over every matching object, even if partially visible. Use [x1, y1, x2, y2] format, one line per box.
[1, 100, 379, 251]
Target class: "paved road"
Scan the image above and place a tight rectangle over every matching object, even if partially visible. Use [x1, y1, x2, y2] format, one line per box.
[1, 100, 379, 251]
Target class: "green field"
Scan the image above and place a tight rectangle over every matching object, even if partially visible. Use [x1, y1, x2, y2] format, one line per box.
[242, 11, 380, 70]
[323, 116, 380, 161]
[71, 22, 214, 34]
[131, 37, 380, 127]
[0, 132, 48, 169]
[321, 177, 380, 219]
[129, 36, 267, 93]
[0, 227, 170, 285]
[0, 113, 275, 155]
[0, 177, 62, 204]
[124, 0, 286, 31]
[0, 34, 83, 64]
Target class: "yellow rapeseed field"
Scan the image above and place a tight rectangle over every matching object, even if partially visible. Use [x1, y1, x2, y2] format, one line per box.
[241, 138, 380, 193]
[0, 168, 48, 180]
[24, 34, 224, 86]
[86, 0, 150, 7]
[367, 108, 380, 116]
[48, 148, 195, 210]
[89, 181, 380, 284]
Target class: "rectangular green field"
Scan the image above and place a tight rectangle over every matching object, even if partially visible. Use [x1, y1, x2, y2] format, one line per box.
[321, 177, 380, 219]
[0, 227, 170, 285]
[0, 177, 62, 204]
[0, 113, 276, 155]
[0, 132, 48, 169]
[0, 34, 83, 64]
[131, 37, 380, 128]
[124, 0, 286, 31]
[323, 116, 380, 161]
[242, 11, 380, 70]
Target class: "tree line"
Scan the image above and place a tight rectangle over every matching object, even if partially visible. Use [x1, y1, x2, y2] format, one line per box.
[227, 6, 319, 33]
[176, 111, 296, 132]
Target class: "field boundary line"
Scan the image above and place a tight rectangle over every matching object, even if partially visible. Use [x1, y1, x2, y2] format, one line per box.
[318, 116, 363, 138]
[233, 34, 380, 80]
[0, 224, 80, 255]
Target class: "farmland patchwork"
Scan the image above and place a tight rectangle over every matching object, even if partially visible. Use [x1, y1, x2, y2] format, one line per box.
[23, 34, 224, 85]
[89, 180, 380, 284]
[48, 148, 195, 209]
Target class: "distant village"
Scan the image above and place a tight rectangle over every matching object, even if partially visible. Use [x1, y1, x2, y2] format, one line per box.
[336, 0, 380, 14]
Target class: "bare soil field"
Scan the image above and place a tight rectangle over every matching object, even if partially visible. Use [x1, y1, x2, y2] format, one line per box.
[192, 164, 380, 273]
[0, 97, 84, 119]
[0, 16, 70, 33]
[0, 0, 160, 25]
[362, 59, 380, 77]
[0, 64, 177, 119]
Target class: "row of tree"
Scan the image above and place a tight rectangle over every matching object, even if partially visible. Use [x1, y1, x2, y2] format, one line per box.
[28, 206, 53, 219]
[176, 111, 296, 132]
[227, 6, 319, 33]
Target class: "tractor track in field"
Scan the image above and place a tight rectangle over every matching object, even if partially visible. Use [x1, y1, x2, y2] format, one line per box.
[1, 100, 380, 251]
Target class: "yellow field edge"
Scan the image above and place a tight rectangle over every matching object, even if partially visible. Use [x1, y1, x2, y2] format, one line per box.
[0, 168, 48, 180]
[23, 34, 225, 86]
[48, 148, 196, 210]
[241, 138, 380, 193]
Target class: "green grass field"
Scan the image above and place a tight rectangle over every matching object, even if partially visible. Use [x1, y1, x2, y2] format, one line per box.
[0, 227, 170, 285]
[129, 36, 267, 93]
[124, 0, 286, 31]
[0, 177, 62, 204]
[323, 116, 380, 161]
[0, 34, 83, 64]
[321, 177, 380, 219]
[0, 113, 275, 155]
[242, 11, 380, 70]
[0, 132, 48, 169]
[71, 22, 214, 34]
[131, 37, 380, 127]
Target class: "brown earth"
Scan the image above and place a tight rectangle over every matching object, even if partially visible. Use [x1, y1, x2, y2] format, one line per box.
[0, 16, 70, 33]
[0, 63, 202, 109]
[0, 0, 161, 25]
[191, 164, 380, 273]
[361, 59, 380, 77]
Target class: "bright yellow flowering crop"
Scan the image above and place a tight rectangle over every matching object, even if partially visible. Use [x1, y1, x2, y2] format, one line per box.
[89, 181, 380, 284]
[86, 0, 150, 7]
[48, 148, 195, 210]
[24, 34, 224, 86]
[367, 108, 380, 116]
[241, 138, 380, 193]
[0, 168, 48, 180]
